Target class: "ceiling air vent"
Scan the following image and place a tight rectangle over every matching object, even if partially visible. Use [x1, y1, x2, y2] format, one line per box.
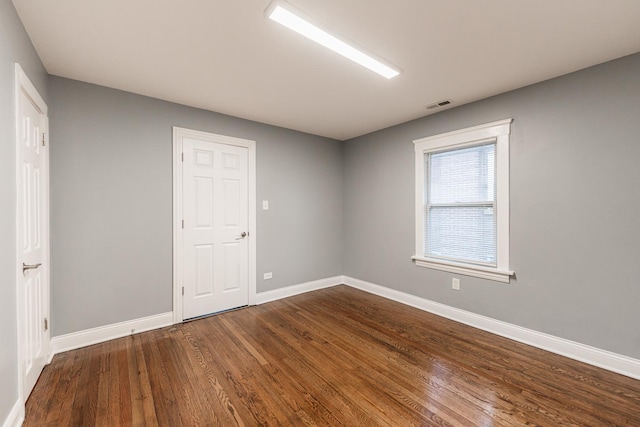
[425, 100, 453, 110]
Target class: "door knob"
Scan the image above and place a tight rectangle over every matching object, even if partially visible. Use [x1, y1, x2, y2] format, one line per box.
[235, 232, 248, 240]
[23, 262, 42, 273]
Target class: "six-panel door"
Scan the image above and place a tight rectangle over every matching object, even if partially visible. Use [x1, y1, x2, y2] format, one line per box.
[19, 83, 49, 398]
[182, 137, 249, 319]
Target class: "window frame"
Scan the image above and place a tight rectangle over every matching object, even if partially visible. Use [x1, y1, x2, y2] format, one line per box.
[412, 119, 514, 283]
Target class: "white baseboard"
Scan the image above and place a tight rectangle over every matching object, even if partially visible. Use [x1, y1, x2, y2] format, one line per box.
[2, 399, 23, 427]
[343, 276, 640, 380]
[50, 275, 342, 355]
[256, 276, 343, 305]
[44, 276, 640, 380]
[51, 312, 174, 355]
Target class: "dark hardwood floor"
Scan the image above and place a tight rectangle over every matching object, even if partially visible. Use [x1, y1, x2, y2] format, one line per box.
[25, 285, 640, 426]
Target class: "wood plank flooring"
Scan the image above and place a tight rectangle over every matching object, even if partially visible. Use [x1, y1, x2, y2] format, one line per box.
[25, 285, 640, 426]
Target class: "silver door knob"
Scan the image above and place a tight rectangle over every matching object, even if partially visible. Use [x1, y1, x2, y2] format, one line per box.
[235, 232, 248, 240]
[23, 262, 42, 273]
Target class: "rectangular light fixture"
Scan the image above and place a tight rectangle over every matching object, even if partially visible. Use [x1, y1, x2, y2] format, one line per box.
[265, 1, 401, 79]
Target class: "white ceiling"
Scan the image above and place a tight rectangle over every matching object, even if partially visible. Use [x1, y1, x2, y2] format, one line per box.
[12, 0, 640, 140]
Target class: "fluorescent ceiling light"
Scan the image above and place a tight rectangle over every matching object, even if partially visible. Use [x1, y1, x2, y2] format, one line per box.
[266, 1, 401, 79]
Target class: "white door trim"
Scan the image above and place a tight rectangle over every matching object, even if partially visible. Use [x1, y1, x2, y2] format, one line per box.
[172, 127, 256, 323]
[14, 63, 51, 405]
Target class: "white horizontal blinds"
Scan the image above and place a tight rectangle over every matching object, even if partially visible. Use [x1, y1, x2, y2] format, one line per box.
[425, 142, 497, 266]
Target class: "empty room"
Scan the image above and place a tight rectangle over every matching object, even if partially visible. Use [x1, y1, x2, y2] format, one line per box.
[2, 0, 640, 425]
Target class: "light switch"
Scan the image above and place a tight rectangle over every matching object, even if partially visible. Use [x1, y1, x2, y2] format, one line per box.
[262, 200, 269, 210]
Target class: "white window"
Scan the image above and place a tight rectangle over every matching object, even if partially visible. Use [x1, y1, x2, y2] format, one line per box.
[412, 119, 514, 283]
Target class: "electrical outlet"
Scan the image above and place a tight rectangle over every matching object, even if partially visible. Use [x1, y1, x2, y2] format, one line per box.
[452, 278, 460, 291]
[264, 272, 273, 280]
[262, 200, 269, 210]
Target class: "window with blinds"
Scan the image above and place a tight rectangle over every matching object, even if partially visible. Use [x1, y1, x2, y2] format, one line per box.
[425, 143, 497, 266]
[412, 119, 513, 283]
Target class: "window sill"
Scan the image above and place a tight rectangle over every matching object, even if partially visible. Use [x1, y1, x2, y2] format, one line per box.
[411, 256, 514, 283]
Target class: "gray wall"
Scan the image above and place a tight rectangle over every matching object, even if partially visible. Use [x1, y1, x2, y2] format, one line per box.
[0, 0, 49, 420]
[344, 52, 640, 359]
[49, 76, 343, 336]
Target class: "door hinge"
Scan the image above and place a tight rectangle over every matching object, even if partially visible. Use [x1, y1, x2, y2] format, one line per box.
[42, 133, 47, 147]
[182, 219, 184, 229]
[44, 317, 48, 331]
[181, 152, 184, 162]
[182, 286, 184, 296]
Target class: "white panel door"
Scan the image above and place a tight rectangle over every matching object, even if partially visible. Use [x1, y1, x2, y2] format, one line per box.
[16, 66, 50, 399]
[182, 137, 249, 319]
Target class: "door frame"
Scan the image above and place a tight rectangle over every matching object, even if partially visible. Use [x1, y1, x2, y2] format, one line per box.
[15, 63, 51, 404]
[172, 126, 256, 323]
